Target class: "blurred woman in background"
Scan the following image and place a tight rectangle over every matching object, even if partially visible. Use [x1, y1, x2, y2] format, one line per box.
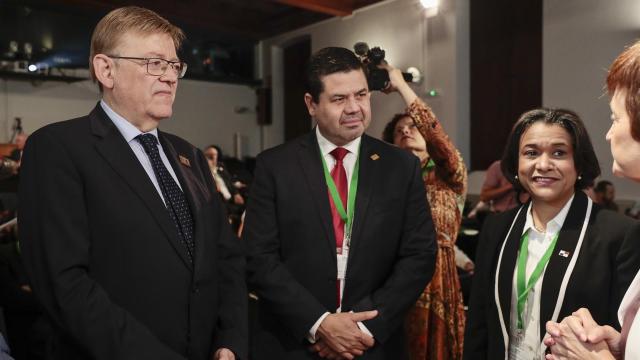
[382, 63, 467, 360]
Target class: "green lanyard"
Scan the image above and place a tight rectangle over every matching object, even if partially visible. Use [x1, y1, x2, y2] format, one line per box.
[320, 148, 360, 244]
[516, 229, 559, 329]
[421, 158, 435, 178]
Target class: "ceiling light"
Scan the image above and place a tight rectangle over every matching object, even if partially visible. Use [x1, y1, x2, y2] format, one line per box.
[420, 0, 439, 9]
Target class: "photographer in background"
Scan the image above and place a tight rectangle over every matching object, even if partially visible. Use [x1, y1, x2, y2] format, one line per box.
[381, 61, 467, 360]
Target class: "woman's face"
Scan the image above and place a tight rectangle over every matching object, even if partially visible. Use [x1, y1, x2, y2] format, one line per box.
[518, 122, 577, 207]
[607, 89, 640, 181]
[392, 116, 427, 153]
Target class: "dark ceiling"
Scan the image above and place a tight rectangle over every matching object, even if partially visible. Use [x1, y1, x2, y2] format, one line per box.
[0, 0, 386, 83]
[28, 0, 387, 41]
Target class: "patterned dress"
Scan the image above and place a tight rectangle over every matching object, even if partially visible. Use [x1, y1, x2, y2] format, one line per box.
[405, 99, 467, 360]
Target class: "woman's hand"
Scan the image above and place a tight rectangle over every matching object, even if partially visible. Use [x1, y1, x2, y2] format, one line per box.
[378, 62, 418, 106]
[544, 308, 621, 360]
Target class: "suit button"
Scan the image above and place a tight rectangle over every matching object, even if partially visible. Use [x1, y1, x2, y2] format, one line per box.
[192, 286, 200, 294]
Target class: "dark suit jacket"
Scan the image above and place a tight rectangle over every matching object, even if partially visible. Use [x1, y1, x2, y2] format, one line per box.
[463, 191, 640, 360]
[18, 104, 248, 360]
[244, 131, 437, 359]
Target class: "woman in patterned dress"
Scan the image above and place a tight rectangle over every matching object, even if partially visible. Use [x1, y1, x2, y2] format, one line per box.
[382, 63, 467, 360]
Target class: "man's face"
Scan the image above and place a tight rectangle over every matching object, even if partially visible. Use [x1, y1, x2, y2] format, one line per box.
[604, 184, 615, 202]
[305, 70, 371, 146]
[108, 32, 179, 127]
[204, 147, 218, 168]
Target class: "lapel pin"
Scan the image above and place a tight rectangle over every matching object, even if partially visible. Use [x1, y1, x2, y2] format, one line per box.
[370, 153, 380, 161]
[558, 250, 570, 258]
[179, 155, 191, 167]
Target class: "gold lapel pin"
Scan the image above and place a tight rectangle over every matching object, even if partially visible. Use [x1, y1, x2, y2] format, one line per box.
[370, 154, 380, 161]
[179, 155, 191, 167]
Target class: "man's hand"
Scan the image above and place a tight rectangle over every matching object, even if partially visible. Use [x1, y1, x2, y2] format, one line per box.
[315, 310, 378, 359]
[233, 193, 244, 205]
[213, 348, 235, 360]
[309, 339, 346, 359]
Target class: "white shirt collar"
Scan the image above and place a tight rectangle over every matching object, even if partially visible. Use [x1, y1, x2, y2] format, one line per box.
[522, 193, 575, 236]
[315, 126, 361, 157]
[100, 100, 159, 142]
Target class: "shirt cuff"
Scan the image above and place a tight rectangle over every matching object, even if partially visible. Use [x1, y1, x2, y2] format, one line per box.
[307, 312, 330, 343]
[357, 321, 373, 337]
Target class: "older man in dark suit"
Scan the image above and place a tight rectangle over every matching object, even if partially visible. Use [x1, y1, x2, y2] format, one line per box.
[243, 47, 437, 359]
[18, 6, 246, 360]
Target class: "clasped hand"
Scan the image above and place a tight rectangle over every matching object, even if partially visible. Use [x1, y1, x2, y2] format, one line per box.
[310, 310, 378, 359]
[543, 308, 621, 360]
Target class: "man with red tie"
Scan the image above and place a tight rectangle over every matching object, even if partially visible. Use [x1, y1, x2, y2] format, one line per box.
[243, 47, 437, 359]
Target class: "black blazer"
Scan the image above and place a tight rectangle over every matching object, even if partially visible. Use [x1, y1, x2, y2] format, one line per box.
[244, 131, 437, 359]
[18, 104, 248, 360]
[464, 191, 640, 360]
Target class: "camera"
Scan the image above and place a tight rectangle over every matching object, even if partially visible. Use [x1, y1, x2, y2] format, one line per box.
[353, 42, 413, 91]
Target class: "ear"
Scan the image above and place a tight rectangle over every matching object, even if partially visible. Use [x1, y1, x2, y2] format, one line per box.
[304, 93, 317, 117]
[93, 54, 115, 90]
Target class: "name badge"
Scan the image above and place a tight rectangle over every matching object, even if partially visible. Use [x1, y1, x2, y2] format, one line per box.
[337, 253, 348, 280]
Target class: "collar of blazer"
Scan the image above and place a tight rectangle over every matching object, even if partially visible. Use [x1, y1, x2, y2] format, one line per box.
[494, 191, 593, 358]
[89, 103, 196, 271]
[296, 132, 378, 263]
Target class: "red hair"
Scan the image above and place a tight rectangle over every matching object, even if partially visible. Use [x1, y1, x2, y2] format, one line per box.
[607, 41, 640, 141]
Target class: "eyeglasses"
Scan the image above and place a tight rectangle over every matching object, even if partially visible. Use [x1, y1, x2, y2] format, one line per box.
[107, 55, 188, 78]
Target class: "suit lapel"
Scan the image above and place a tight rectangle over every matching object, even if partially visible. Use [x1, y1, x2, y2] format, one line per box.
[496, 205, 528, 334]
[347, 135, 375, 252]
[90, 106, 193, 270]
[539, 192, 588, 340]
[297, 132, 336, 259]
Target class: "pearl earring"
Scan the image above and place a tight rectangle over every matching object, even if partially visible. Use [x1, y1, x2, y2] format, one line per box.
[578, 175, 582, 180]
[515, 175, 519, 180]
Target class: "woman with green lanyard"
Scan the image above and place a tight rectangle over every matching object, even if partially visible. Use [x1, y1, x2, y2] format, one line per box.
[463, 108, 639, 360]
[381, 63, 467, 360]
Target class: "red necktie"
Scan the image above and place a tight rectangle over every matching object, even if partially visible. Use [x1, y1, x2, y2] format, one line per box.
[329, 147, 349, 307]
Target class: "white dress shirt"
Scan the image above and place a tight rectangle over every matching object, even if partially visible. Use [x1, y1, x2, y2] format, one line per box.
[308, 127, 372, 342]
[508, 195, 574, 360]
[100, 100, 182, 206]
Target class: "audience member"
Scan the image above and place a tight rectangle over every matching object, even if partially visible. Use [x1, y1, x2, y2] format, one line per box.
[544, 39, 640, 360]
[18, 7, 247, 360]
[243, 46, 436, 359]
[204, 145, 245, 230]
[480, 160, 519, 212]
[594, 180, 619, 211]
[8, 133, 27, 164]
[463, 108, 639, 359]
[382, 62, 467, 360]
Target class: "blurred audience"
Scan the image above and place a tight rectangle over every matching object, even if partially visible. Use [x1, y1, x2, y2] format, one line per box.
[594, 179, 619, 211]
[203, 145, 250, 232]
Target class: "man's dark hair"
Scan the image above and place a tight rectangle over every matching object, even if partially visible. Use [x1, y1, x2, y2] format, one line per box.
[205, 144, 223, 159]
[306, 47, 365, 103]
[594, 180, 613, 193]
[382, 113, 410, 144]
[501, 108, 601, 191]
